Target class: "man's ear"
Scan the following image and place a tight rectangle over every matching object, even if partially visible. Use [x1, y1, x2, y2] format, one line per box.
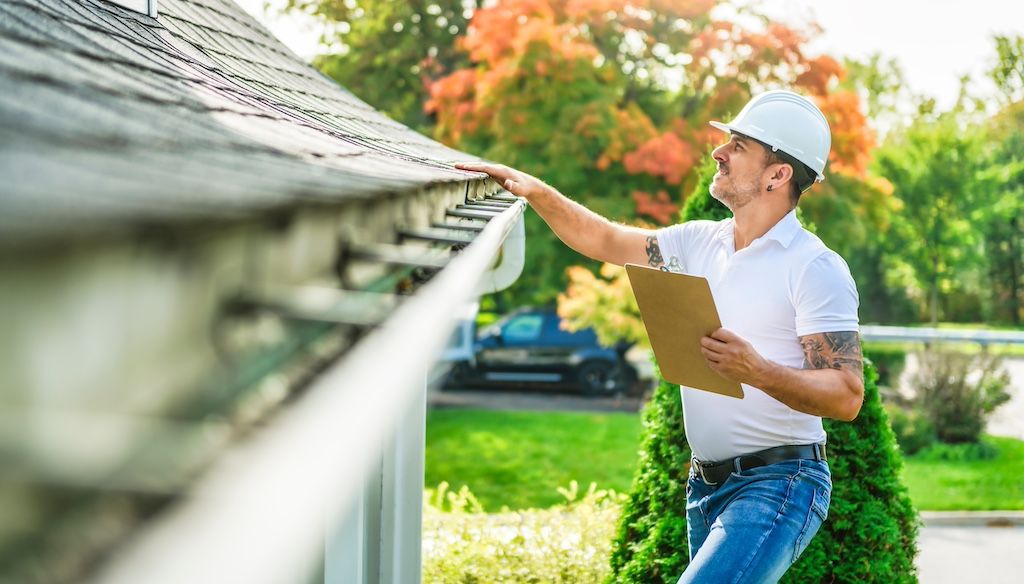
[769, 163, 794, 191]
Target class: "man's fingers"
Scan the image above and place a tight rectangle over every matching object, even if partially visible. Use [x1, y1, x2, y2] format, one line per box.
[701, 336, 728, 352]
[710, 328, 739, 342]
[704, 357, 722, 374]
[454, 159, 493, 174]
[455, 161, 500, 175]
[503, 178, 522, 194]
[701, 347, 720, 363]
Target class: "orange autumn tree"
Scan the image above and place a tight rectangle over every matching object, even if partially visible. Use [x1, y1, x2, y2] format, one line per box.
[426, 0, 869, 306]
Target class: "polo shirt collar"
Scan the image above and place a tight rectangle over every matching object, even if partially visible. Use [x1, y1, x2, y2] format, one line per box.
[762, 210, 801, 249]
[716, 210, 801, 250]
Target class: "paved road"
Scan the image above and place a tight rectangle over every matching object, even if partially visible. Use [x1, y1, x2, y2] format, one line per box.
[917, 525, 1024, 583]
[987, 357, 1024, 440]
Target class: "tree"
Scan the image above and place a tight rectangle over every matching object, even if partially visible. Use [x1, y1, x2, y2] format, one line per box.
[980, 100, 1024, 324]
[286, 0, 477, 133]
[424, 0, 865, 306]
[980, 35, 1024, 324]
[295, 1, 880, 308]
[990, 35, 1024, 106]
[873, 113, 987, 324]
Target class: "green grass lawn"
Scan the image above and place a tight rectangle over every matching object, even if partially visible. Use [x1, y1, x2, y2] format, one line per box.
[425, 408, 642, 510]
[901, 436, 1024, 510]
[426, 408, 1024, 511]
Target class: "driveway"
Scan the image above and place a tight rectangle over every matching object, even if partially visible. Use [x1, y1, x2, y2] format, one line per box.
[917, 524, 1024, 583]
[987, 356, 1024, 440]
[428, 386, 646, 413]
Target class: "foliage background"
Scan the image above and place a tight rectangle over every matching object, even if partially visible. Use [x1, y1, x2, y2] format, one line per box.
[286, 1, 1024, 324]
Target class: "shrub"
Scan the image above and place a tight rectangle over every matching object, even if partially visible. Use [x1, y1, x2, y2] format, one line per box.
[885, 402, 937, 455]
[606, 370, 691, 582]
[782, 359, 919, 583]
[606, 359, 920, 583]
[908, 349, 1012, 444]
[423, 482, 623, 583]
[912, 440, 1000, 462]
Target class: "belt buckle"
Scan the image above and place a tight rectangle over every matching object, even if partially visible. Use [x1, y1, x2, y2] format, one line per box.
[693, 459, 719, 486]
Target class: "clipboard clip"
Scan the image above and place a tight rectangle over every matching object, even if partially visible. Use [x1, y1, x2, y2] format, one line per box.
[659, 256, 683, 273]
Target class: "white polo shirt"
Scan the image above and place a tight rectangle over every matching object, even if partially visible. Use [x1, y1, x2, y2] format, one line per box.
[656, 210, 859, 462]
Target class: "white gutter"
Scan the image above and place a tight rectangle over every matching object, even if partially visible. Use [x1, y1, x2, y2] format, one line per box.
[96, 195, 527, 584]
[476, 212, 525, 295]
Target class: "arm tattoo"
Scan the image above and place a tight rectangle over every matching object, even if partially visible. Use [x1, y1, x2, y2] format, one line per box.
[645, 235, 665, 268]
[799, 331, 864, 383]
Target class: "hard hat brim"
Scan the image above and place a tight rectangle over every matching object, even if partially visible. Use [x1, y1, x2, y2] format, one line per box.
[707, 121, 825, 183]
[708, 121, 733, 135]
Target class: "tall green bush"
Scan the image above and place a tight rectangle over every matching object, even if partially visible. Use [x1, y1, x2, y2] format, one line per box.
[782, 359, 919, 583]
[606, 369, 692, 582]
[607, 172, 919, 582]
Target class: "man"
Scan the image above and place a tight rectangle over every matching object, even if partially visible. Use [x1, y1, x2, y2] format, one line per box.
[456, 89, 863, 583]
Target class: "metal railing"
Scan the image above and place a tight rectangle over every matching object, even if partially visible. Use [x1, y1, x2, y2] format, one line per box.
[860, 325, 1024, 346]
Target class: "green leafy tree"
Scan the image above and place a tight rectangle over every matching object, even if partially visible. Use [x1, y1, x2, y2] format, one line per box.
[873, 114, 987, 324]
[990, 35, 1024, 106]
[979, 36, 1024, 324]
[806, 55, 919, 323]
[980, 102, 1024, 324]
[286, 0, 476, 133]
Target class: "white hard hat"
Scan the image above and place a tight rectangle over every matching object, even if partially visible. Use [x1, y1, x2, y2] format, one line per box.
[709, 90, 831, 184]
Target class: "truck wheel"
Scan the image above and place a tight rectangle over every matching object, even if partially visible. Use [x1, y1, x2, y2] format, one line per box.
[577, 361, 622, 395]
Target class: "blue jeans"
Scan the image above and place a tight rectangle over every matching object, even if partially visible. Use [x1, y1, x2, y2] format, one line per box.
[677, 458, 831, 584]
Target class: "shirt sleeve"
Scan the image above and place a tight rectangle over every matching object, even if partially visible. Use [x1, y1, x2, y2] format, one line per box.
[654, 223, 686, 272]
[793, 251, 860, 336]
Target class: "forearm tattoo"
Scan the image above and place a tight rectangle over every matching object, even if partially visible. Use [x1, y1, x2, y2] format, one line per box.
[645, 235, 665, 268]
[799, 331, 864, 383]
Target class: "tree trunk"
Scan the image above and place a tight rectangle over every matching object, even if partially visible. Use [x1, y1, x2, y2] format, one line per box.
[1008, 216, 1022, 326]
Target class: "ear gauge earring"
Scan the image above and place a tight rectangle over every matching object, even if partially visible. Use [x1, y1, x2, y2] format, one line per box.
[767, 184, 774, 192]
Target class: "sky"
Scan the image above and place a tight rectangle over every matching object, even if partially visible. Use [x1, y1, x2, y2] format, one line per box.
[238, 0, 1024, 111]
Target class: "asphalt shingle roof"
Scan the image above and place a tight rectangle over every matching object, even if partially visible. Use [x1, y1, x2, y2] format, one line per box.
[0, 0, 477, 244]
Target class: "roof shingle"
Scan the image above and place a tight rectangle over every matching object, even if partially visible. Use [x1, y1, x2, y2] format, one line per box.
[0, 0, 479, 243]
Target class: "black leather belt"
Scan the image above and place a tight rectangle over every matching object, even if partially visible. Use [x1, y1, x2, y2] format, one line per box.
[691, 443, 827, 486]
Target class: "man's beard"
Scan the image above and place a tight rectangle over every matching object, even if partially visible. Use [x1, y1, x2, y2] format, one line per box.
[710, 172, 761, 210]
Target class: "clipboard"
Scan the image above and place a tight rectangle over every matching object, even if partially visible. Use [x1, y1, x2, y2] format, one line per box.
[625, 263, 744, 399]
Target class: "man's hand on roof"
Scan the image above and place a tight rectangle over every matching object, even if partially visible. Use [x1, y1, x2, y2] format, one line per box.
[455, 162, 551, 201]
